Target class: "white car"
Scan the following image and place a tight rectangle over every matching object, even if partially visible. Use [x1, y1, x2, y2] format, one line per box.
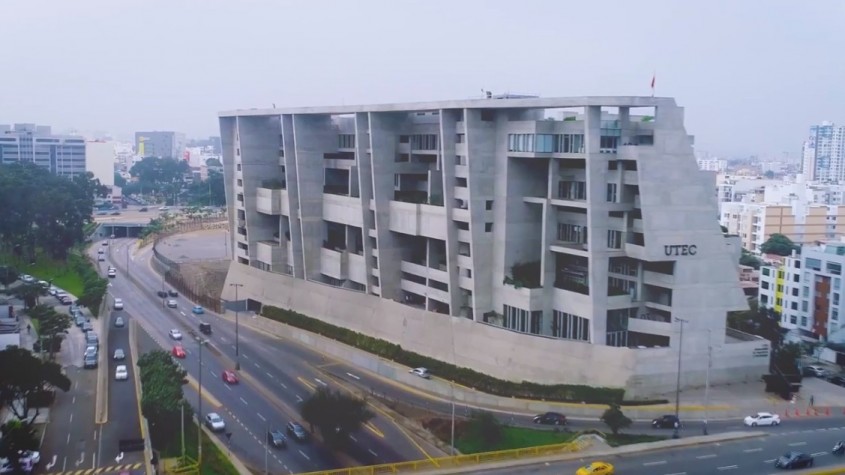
[205, 412, 226, 431]
[107, 269, 116, 278]
[113, 298, 124, 310]
[744, 412, 781, 427]
[115, 365, 128, 381]
[20, 274, 35, 283]
[169, 329, 183, 340]
[410, 367, 431, 379]
[166, 299, 178, 308]
[113, 349, 125, 360]
[0, 451, 40, 473]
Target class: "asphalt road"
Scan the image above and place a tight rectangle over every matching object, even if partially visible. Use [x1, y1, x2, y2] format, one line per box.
[101, 307, 144, 467]
[102, 241, 346, 474]
[465, 427, 845, 475]
[39, 366, 98, 473]
[104, 239, 431, 466]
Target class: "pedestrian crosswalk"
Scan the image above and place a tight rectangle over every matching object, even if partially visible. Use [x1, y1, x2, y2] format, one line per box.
[47, 462, 144, 475]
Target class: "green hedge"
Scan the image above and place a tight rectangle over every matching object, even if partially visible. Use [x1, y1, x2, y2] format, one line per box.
[262, 305, 634, 404]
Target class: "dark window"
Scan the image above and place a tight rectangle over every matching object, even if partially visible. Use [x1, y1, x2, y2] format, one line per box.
[485, 223, 493, 232]
[485, 200, 493, 210]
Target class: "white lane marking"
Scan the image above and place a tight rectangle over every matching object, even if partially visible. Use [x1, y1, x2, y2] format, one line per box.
[66, 433, 71, 444]
[314, 378, 328, 387]
[643, 461, 666, 466]
[219, 337, 227, 343]
[280, 382, 288, 389]
[255, 362, 260, 369]
[210, 371, 218, 378]
[240, 397, 248, 406]
[346, 372, 360, 380]
[743, 448, 763, 453]
[69, 413, 73, 424]
[243, 354, 249, 360]
[72, 396, 76, 404]
[665, 472, 686, 475]
[812, 451, 827, 456]
[696, 454, 717, 459]
[789, 442, 807, 446]
[296, 394, 303, 403]
[257, 413, 266, 422]
[298, 450, 310, 461]
[368, 449, 378, 457]
[180, 311, 185, 316]
[266, 371, 274, 378]
[717, 466, 738, 471]
[225, 384, 232, 391]
[349, 435, 358, 442]
[764, 458, 777, 463]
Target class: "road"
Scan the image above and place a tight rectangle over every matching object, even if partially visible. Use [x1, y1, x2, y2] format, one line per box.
[105, 238, 432, 465]
[39, 366, 98, 473]
[102, 240, 370, 474]
[462, 427, 845, 474]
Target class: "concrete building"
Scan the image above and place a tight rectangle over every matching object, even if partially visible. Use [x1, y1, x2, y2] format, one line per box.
[219, 96, 769, 397]
[697, 156, 727, 173]
[720, 201, 845, 252]
[0, 124, 86, 177]
[759, 242, 845, 343]
[802, 122, 845, 182]
[85, 140, 115, 187]
[135, 131, 186, 160]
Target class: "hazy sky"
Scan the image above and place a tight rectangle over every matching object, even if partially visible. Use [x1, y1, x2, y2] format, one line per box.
[2, 0, 842, 158]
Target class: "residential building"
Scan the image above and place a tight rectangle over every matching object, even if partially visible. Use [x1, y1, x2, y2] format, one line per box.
[697, 156, 727, 173]
[720, 201, 845, 252]
[135, 131, 186, 160]
[219, 96, 769, 397]
[802, 122, 845, 182]
[0, 123, 86, 177]
[85, 140, 115, 187]
[759, 242, 845, 342]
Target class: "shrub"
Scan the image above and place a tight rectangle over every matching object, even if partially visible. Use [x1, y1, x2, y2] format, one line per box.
[261, 305, 646, 404]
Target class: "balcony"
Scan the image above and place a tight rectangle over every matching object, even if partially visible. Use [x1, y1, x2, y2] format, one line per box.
[627, 317, 672, 337]
[623, 242, 647, 260]
[388, 201, 447, 238]
[255, 240, 285, 266]
[501, 282, 544, 311]
[400, 260, 449, 283]
[623, 170, 638, 185]
[256, 188, 282, 215]
[321, 247, 348, 280]
[323, 194, 363, 227]
[347, 252, 367, 284]
[643, 270, 674, 286]
[324, 184, 351, 197]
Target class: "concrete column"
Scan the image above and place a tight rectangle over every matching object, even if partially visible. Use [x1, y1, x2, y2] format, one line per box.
[584, 106, 609, 343]
[282, 115, 305, 279]
[355, 113, 375, 293]
[439, 109, 462, 316]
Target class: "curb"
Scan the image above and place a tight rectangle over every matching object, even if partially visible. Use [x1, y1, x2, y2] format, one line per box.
[197, 416, 253, 475]
[416, 431, 767, 475]
[129, 320, 155, 475]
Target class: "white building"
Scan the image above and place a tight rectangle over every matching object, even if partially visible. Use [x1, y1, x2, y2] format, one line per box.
[0, 123, 86, 178]
[85, 140, 115, 187]
[219, 96, 769, 397]
[802, 121, 845, 182]
[697, 156, 727, 173]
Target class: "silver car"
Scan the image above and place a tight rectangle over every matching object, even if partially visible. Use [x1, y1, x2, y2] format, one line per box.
[113, 349, 125, 360]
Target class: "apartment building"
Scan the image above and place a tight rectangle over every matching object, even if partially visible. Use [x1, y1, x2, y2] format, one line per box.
[0, 123, 87, 177]
[135, 131, 186, 159]
[802, 122, 845, 182]
[697, 156, 727, 173]
[759, 242, 845, 342]
[219, 96, 768, 397]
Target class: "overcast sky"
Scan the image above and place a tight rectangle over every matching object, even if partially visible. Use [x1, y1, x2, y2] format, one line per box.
[2, 0, 841, 158]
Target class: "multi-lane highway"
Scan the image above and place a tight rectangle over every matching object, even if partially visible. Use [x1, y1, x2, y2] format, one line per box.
[101, 238, 431, 473]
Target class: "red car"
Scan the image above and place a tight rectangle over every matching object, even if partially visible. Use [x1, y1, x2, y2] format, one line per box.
[171, 345, 186, 359]
[222, 370, 239, 385]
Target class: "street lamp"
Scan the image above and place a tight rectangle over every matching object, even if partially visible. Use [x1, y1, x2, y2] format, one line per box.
[229, 283, 243, 370]
[673, 317, 689, 439]
[703, 329, 718, 435]
[197, 337, 208, 468]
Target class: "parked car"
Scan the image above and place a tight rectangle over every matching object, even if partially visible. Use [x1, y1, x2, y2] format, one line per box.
[286, 422, 308, 442]
[205, 413, 226, 431]
[533, 412, 567, 426]
[192, 305, 205, 315]
[114, 317, 125, 328]
[83, 353, 98, 369]
[20, 274, 35, 283]
[107, 268, 116, 278]
[101, 240, 108, 246]
[48, 287, 58, 296]
[82, 322, 94, 332]
[169, 329, 182, 340]
[651, 414, 681, 429]
[113, 349, 125, 361]
[222, 370, 239, 384]
[410, 367, 431, 379]
[115, 365, 128, 381]
[75, 316, 86, 327]
[744, 412, 781, 427]
[804, 365, 828, 377]
[829, 375, 845, 387]
[166, 299, 177, 308]
[172, 346, 186, 359]
[774, 451, 813, 469]
[267, 430, 287, 449]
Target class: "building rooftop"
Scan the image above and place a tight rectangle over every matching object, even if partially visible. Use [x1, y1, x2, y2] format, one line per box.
[220, 95, 674, 117]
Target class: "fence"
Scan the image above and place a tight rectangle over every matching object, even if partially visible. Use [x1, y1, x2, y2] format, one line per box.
[297, 438, 590, 475]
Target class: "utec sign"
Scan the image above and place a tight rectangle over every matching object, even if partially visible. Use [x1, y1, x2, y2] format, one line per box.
[664, 244, 698, 257]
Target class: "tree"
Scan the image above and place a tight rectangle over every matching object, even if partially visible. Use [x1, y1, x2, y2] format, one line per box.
[185, 170, 225, 206]
[0, 419, 39, 473]
[129, 157, 189, 195]
[601, 404, 632, 435]
[0, 265, 18, 287]
[764, 170, 776, 179]
[0, 347, 71, 425]
[464, 410, 504, 450]
[13, 283, 46, 309]
[301, 387, 375, 447]
[760, 233, 798, 257]
[137, 350, 189, 449]
[28, 305, 72, 358]
[114, 173, 127, 188]
[739, 248, 762, 269]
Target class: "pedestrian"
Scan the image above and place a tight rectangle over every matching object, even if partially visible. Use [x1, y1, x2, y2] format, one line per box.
[810, 395, 815, 407]
[26, 323, 30, 334]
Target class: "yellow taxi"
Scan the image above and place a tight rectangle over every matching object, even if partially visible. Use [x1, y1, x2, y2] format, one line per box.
[575, 461, 614, 475]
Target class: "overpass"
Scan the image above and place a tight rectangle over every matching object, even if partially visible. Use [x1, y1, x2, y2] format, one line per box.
[93, 219, 151, 239]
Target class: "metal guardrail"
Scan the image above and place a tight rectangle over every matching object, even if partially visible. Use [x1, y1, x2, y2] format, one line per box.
[296, 439, 589, 475]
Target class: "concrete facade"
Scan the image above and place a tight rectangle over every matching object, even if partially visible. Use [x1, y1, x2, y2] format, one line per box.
[802, 122, 845, 182]
[219, 96, 769, 397]
[85, 140, 115, 187]
[134, 131, 186, 160]
[0, 123, 87, 178]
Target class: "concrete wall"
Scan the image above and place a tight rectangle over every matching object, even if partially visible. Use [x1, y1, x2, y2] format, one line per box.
[222, 261, 769, 398]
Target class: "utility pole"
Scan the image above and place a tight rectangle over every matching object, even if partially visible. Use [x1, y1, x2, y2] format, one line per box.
[230, 283, 243, 370]
[673, 317, 688, 439]
[264, 421, 269, 475]
[703, 329, 712, 435]
[180, 402, 185, 460]
[198, 338, 206, 468]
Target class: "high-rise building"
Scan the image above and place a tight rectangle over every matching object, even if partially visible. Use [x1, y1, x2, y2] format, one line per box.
[219, 96, 769, 397]
[0, 124, 86, 177]
[85, 140, 115, 187]
[134, 131, 186, 160]
[802, 122, 845, 182]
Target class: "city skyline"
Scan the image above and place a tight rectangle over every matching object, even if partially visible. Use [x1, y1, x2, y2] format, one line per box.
[1, 0, 842, 158]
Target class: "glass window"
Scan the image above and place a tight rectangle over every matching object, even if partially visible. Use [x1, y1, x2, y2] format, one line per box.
[802, 300, 808, 312]
[607, 230, 622, 249]
[606, 183, 617, 202]
[552, 310, 590, 341]
[801, 316, 808, 327]
[535, 134, 554, 153]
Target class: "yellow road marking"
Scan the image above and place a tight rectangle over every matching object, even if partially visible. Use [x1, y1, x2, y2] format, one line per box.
[297, 375, 317, 391]
[364, 421, 385, 438]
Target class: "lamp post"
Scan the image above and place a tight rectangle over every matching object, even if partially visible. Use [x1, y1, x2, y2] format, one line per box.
[703, 329, 712, 435]
[673, 317, 689, 439]
[230, 283, 243, 370]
